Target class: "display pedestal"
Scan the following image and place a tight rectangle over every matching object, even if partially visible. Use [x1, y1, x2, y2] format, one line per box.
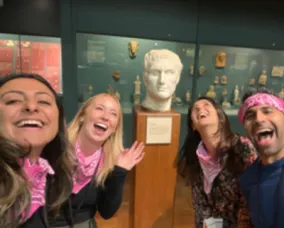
[129, 105, 181, 228]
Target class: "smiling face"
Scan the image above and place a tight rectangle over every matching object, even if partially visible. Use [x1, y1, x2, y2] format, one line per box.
[191, 99, 219, 132]
[244, 104, 284, 157]
[0, 78, 59, 152]
[80, 94, 120, 146]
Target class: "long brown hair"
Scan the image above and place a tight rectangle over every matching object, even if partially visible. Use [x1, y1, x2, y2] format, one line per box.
[0, 73, 77, 214]
[178, 97, 246, 184]
[0, 136, 30, 228]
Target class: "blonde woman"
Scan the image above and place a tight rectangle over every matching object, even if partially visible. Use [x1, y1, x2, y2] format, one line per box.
[50, 93, 145, 228]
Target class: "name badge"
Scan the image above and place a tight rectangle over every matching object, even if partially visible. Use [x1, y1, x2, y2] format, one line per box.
[203, 217, 223, 228]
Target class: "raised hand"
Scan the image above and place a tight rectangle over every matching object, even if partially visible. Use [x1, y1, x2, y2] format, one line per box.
[115, 141, 145, 170]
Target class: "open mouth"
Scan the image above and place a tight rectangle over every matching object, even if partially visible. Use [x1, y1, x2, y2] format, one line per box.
[16, 120, 44, 128]
[256, 128, 274, 144]
[198, 113, 208, 119]
[94, 122, 108, 132]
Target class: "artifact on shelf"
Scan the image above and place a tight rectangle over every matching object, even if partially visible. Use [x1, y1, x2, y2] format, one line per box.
[258, 70, 267, 86]
[199, 66, 205, 76]
[221, 75, 228, 85]
[6, 40, 15, 47]
[107, 85, 115, 96]
[133, 94, 140, 105]
[214, 76, 219, 85]
[249, 78, 255, 85]
[112, 71, 120, 81]
[134, 75, 141, 95]
[216, 51, 227, 68]
[172, 93, 182, 106]
[271, 66, 284, 77]
[233, 85, 240, 105]
[279, 88, 284, 99]
[141, 49, 183, 112]
[189, 65, 194, 75]
[88, 85, 93, 93]
[205, 85, 216, 98]
[222, 88, 228, 96]
[128, 40, 139, 58]
[115, 90, 120, 100]
[185, 90, 191, 102]
[222, 97, 231, 109]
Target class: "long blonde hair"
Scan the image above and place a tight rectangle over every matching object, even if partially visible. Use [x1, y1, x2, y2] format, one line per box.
[68, 93, 124, 186]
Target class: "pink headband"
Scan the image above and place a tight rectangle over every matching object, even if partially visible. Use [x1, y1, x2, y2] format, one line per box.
[238, 93, 284, 123]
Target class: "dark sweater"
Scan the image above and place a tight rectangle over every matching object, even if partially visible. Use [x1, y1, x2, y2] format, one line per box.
[240, 158, 284, 228]
[19, 166, 127, 228]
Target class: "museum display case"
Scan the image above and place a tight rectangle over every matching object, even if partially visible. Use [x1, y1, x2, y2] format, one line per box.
[197, 44, 284, 115]
[0, 33, 62, 94]
[76, 33, 195, 113]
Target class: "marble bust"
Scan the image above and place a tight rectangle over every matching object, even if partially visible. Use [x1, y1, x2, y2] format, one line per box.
[141, 49, 183, 112]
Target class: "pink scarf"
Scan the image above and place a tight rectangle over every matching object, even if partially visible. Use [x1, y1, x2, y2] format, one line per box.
[238, 93, 284, 123]
[23, 157, 54, 219]
[196, 142, 223, 195]
[72, 141, 104, 194]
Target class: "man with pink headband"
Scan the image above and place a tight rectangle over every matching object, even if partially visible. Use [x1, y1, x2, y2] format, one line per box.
[238, 87, 284, 228]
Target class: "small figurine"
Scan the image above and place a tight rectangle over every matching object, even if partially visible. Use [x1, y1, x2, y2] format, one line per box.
[258, 70, 267, 86]
[88, 85, 93, 93]
[221, 75, 228, 85]
[206, 85, 216, 99]
[134, 95, 140, 105]
[128, 40, 139, 58]
[214, 76, 219, 84]
[112, 71, 120, 81]
[115, 90, 120, 100]
[185, 90, 191, 102]
[216, 51, 227, 68]
[134, 75, 141, 94]
[234, 85, 240, 104]
[249, 78, 255, 85]
[107, 85, 115, 96]
[222, 88, 228, 96]
[222, 97, 231, 109]
[279, 88, 284, 99]
[199, 66, 206, 76]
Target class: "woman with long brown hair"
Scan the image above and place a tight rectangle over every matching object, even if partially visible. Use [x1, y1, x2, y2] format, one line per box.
[178, 97, 257, 228]
[0, 73, 76, 227]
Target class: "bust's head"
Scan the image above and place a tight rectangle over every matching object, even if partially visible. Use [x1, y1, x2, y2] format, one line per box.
[143, 49, 183, 101]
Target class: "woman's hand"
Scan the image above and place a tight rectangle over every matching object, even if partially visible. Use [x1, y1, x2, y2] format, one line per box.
[115, 141, 145, 170]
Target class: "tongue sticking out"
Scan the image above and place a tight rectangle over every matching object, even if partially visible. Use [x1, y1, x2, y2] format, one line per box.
[257, 130, 274, 146]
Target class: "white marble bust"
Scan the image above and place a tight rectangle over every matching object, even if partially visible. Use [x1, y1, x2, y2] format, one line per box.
[141, 49, 183, 112]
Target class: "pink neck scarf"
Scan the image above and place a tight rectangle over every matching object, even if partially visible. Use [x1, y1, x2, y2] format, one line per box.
[23, 157, 54, 219]
[238, 93, 284, 123]
[196, 142, 223, 195]
[72, 141, 104, 194]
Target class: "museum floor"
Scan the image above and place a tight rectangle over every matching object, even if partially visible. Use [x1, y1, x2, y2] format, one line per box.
[95, 174, 194, 228]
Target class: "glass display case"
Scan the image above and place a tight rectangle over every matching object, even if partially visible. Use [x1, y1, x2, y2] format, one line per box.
[0, 33, 62, 94]
[76, 33, 195, 113]
[197, 44, 284, 115]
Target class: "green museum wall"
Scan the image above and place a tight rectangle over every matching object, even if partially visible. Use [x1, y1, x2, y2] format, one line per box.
[59, 0, 283, 148]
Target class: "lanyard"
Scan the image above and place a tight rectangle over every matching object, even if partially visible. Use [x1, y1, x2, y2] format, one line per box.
[257, 163, 284, 228]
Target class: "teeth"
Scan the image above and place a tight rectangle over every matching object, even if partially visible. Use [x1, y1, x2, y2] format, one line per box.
[257, 128, 272, 134]
[17, 120, 43, 127]
[95, 123, 107, 130]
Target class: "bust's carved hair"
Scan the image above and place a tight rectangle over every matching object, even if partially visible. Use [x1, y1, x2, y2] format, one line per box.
[143, 49, 183, 74]
[0, 136, 30, 228]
